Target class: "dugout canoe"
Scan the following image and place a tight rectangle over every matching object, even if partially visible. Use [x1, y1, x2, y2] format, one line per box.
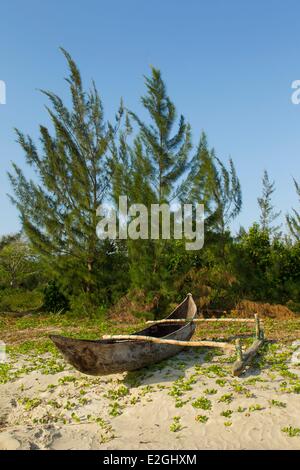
[49, 293, 197, 376]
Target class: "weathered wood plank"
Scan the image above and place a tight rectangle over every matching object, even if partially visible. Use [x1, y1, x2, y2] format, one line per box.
[232, 339, 264, 376]
[146, 318, 261, 324]
[102, 334, 235, 351]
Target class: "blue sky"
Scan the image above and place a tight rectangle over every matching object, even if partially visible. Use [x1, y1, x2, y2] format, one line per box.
[0, 0, 300, 236]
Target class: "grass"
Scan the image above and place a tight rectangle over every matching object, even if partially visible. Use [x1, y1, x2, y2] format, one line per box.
[204, 388, 218, 395]
[58, 375, 77, 385]
[282, 426, 300, 437]
[64, 400, 77, 410]
[0, 363, 13, 384]
[170, 416, 182, 432]
[216, 379, 227, 387]
[269, 399, 286, 408]
[236, 406, 246, 413]
[175, 398, 190, 408]
[2, 314, 300, 346]
[109, 402, 122, 417]
[104, 385, 129, 400]
[192, 397, 212, 410]
[195, 414, 208, 423]
[0, 314, 143, 370]
[130, 396, 140, 405]
[168, 375, 197, 398]
[231, 381, 252, 395]
[221, 409, 233, 418]
[71, 412, 81, 423]
[47, 399, 61, 409]
[2, 312, 300, 446]
[18, 397, 42, 411]
[218, 393, 234, 404]
[248, 404, 264, 412]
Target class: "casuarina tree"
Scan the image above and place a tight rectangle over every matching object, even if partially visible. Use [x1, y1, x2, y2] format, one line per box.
[8, 48, 122, 294]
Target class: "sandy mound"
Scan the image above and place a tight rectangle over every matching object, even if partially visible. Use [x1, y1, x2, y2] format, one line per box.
[232, 300, 296, 320]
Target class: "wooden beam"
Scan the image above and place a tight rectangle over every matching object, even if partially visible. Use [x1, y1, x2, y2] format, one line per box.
[102, 334, 235, 351]
[235, 338, 243, 362]
[232, 339, 264, 376]
[254, 313, 260, 339]
[145, 318, 261, 324]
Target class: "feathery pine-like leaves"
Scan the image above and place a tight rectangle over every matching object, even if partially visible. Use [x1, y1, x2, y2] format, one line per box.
[258, 170, 281, 233]
[8, 48, 122, 292]
[181, 132, 242, 233]
[129, 67, 192, 203]
[287, 179, 300, 240]
[110, 68, 193, 302]
[180, 132, 218, 226]
[213, 155, 242, 233]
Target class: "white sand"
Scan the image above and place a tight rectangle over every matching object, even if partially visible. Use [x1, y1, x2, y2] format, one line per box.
[1, 343, 300, 450]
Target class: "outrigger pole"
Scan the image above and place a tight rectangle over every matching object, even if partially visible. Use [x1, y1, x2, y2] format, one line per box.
[102, 334, 235, 351]
[146, 318, 262, 324]
[104, 311, 266, 375]
[232, 314, 265, 376]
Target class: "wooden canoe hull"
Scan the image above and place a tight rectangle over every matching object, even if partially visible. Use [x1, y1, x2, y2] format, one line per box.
[49, 294, 197, 375]
[50, 322, 195, 375]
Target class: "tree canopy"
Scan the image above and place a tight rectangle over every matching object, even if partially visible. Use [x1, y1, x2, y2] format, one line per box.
[4, 49, 300, 317]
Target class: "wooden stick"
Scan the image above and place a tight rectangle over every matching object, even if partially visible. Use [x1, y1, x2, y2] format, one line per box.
[235, 338, 243, 362]
[254, 314, 260, 339]
[102, 334, 235, 351]
[145, 318, 261, 324]
[232, 339, 264, 376]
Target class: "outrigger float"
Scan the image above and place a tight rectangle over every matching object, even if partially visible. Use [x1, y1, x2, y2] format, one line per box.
[50, 293, 265, 377]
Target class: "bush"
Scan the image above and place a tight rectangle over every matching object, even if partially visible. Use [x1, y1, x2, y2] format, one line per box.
[133, 310, 155, 321]
[286, 300, 300, 315]
[0, 288, 43, 312]
[69, 292, 106, 318]
[43, 281, 69, 313]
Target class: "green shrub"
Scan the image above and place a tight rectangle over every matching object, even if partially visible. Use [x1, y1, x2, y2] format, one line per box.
[0, 288, 43, 312]
[43, 281, 69, 313]
[69, 292, 106, 318]
[286, 300, 300, 315]
[133, 310, 155, 321]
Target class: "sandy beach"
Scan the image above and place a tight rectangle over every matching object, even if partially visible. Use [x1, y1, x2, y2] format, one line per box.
[1, 340, 300, 450]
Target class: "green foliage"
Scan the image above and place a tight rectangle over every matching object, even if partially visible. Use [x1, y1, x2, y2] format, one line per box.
[129, 67, 192, 204]
[248, 404, 263, 412]
[195, 414, 208, 423]
[18, 397, 42, 411]
[218, 393, 233, 404]
[269, 399, 286, 408]
[169, 416, 182, 432]
[43, 281, 69, 313]
[8, 48, 125, 297]
[221, 409, 233, 418]
[180, 132, 216, 214]
[287, 179, 300, 240]
[0, 288, 43, 312]
[69, 292, 106, 318]
[111, 66, 194, 311]
[211, 156, 242, 235]
[4, 50, 300, 315]
[258, 170, 281, 234]
[192, 397, 212, 410]
[0, 235, 41, 289]
[282, 426, 300, 437]
[109, 402, 122, 417]
[233, 224, 300, 304]
[181, 133, 242, 234]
